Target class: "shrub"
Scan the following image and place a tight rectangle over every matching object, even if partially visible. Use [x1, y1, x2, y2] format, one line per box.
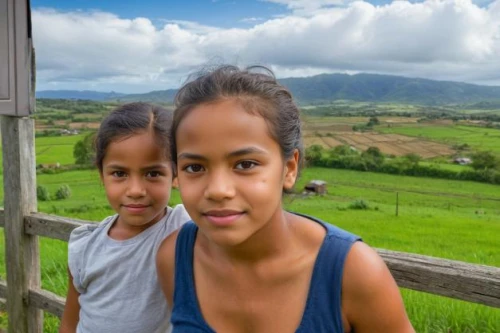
[37, 185, 51, 201]
[55, 184, 72, 200]
[348, 199, 369, 210]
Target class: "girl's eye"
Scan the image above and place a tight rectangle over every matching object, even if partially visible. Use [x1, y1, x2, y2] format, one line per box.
[235, 161, 257, 170]
[112, 171, 127, 178]
[146, 171, 161, 178]
[184, 164, 205, 173]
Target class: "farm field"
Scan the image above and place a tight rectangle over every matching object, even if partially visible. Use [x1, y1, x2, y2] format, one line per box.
[2, 132, 92, 167]
[1, 167, 500, 332]
[301, 100, 500, 116]
[378, 124, 500, 155]
[9, 113, 500, 170]
[36, 134, 88, 165]
[302, 116, 458, 158]
[306, 132, 454, 158]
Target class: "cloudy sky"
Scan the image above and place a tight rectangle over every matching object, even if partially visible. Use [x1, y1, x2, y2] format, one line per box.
[31, 0, 500, 93]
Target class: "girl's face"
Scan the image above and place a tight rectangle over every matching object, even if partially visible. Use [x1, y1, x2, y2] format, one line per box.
[175, 99, 298, 247]
[100, 131, 173, 232]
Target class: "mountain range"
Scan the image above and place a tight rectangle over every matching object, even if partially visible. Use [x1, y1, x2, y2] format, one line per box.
[36, 73, 500, 106]
[36, 90, 126, 101]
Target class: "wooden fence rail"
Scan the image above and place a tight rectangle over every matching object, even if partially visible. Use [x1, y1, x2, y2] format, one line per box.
[1, 209, 500, 320]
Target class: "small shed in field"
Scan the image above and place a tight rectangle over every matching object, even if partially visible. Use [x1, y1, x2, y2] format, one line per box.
[304, 180, 327, 195]
[454, 157, 472, 165]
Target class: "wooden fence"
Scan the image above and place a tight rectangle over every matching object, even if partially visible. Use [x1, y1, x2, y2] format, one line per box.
[1, 209, 499, 326]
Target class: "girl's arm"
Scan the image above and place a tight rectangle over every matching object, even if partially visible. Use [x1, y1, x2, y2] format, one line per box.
[156, 230, 180, 308]
[342, 242, 415, 333]
[59, 269, 80, 333]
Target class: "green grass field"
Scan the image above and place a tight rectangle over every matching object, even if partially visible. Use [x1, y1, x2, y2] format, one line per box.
[35, 134, 87, 165]
[1, 132, 89, 171]
[1, 166, 499, 332]
[378, 124, 500, 154]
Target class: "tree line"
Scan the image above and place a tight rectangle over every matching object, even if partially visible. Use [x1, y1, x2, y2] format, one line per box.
[305, 145, 500, 185]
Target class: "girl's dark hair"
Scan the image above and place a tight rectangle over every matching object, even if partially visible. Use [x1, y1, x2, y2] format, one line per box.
[95, 102, 173, 172]
[171, 65, 304, 176]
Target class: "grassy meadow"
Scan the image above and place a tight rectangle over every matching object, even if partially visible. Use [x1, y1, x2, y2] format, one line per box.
[379, 124, 500, 155]
[36, 134, 88, 165]
[1, 110, 500, 332]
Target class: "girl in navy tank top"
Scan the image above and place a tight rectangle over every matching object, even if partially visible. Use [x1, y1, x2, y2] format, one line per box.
[157, 65, 415, 333]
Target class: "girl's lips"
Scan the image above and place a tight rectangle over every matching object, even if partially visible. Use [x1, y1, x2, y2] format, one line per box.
[203, 210, 244, 227]
[123, 205, 149, 214]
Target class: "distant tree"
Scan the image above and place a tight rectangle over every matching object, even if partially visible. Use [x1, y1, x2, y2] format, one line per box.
[73, 132, 96, 165]
[364, 146, 383, 158]
[453, 143, 470, 152]
[305, 145, 324, 166]
[362, 147, 385, 168]
[403, 153, 422, 167]
[367, 116, 380, 127]
[330, 145, 358, 157]
[471, 151, 498, 170]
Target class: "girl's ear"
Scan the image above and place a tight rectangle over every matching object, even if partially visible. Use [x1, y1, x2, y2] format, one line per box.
[283, 149, 300, 190]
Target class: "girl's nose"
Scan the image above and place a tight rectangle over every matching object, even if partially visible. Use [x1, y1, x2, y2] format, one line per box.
[204, 170, 235, 202]
[126, 177, 146, 198]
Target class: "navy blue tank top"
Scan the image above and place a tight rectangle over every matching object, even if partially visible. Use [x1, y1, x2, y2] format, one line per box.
[171, 214, 361, 333]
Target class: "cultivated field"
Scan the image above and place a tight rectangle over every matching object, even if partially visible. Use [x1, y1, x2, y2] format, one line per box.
[306, 132, 455, 158]
[379, 124, 500, 155]
[302, 116, 457, 158]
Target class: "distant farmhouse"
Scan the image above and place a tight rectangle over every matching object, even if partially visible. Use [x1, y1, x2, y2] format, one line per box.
[454, 157, 472, 165]
[304, 180, 327, 195]
[60, 129, 80, 135]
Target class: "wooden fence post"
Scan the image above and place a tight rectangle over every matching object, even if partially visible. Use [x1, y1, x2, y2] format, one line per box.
[395, 192, 399, 216]
[1, 116, 42, 333]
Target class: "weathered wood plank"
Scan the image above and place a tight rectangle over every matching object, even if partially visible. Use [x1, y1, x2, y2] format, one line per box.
[28, 289, 65, 319]
[0, 298, 6, 312]
[378, 249, 500, 308]
[1, 116, 42, 333]
[0, 279, 6, 298]
[3, 210, 500, 308]
[0, 279, 6, 312]
[1, 279, 65, 318]
[24, 213, 91, 242]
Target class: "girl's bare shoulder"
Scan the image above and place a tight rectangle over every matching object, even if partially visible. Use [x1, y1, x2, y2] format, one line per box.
[342, 242, 414, 332]
[156, 229, 181, 306]
[287, 212, 326, 245]
[157, 229, 180, 263]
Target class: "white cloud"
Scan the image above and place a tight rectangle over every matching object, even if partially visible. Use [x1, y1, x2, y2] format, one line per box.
[263, 0, 345, 11]
[32, 0, 500, 93]
[240, 17, 266, 23]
